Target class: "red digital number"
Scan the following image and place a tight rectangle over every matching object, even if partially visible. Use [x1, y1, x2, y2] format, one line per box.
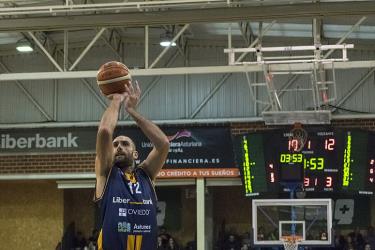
[326, 176, 333, 187]
[304, 177, 310, 187]
[288, 139, 299, 151]
[270, 172, 275, 183]
[268, 164, 275, 183]
[324, 138, 335, 151]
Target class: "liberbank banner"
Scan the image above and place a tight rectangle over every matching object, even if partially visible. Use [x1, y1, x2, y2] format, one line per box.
[0, 126, 239, 178]
[0, 128, 94, 152]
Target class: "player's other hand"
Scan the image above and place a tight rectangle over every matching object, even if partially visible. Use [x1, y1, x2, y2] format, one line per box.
[124, 80, 141, 112]
[107, 92, 128, 103]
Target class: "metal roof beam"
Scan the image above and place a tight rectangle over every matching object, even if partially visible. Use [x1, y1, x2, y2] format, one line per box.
[69, 28, 106, 71]
[34, 31, 108, 109]
[332, 68, 375, 113]
[0, 60, 53, 121]
[123, 52, 181, 120]
[0, 2, 374, 32]
[324, 16, 367, 59]
[189, 21, 275, 118]
[3, 114, 375, 129]
[28, 31, 64, 72]
[149, 24, 189, 69]
[1, 61, 375, 81]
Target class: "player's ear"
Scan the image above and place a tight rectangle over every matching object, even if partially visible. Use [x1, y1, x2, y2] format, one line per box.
[132, 150, 138, 159]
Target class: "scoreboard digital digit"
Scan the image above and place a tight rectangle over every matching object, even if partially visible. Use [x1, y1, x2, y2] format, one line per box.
[233, 127, 375, 196]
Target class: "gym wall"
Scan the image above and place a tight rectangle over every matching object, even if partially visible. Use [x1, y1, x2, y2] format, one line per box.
[0, 181, 63, 250]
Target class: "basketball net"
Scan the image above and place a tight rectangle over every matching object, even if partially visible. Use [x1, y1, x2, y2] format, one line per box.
[288, 123, 308, 152]
[281, 236, 303, 250]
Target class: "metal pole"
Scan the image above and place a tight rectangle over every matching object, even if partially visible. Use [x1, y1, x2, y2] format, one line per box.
[27, 31, 63, 72]
[69, 28, 106, 71]
[149, 24, 189, 69]
[189, 21, 276, 118]
[262, 75, 299, 112]
[53, 79, 58, 121]
[124, 52, 180, 120]
[2, 61, 375, 81]
[196, 178, 205, 250]
[228, 23, 232, 64]
[0, 60, 53, 120]
[185, 45, 189, 118]
[332, 68, 375, 112]
[55, 49, 108, 110]
[145, 25, 149, 69]
[235, 21, 276, 63]
[190, 73, 232, 118]
[63, 30, 69, 71]
[100, 29, 122, 60]
[324, 16, 366, 59]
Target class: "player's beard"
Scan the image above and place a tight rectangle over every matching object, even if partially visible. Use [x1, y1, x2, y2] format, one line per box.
[114, 154, 134, 170]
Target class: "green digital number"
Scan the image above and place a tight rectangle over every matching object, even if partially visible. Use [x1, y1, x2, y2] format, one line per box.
[285, 154, 291, 163]
[280, 154, 286, 163]
[306, 157, 324, 170]
[280, 153, 303, 163]
[280, 154, 291, 163]
[292, 154, 303, 163]
[317, 157, 324, 170]
[292, 154, 298, 163]
[310, 158, 317, 170]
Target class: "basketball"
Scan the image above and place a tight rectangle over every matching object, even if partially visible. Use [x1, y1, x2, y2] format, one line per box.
[96, 61, 132, 96]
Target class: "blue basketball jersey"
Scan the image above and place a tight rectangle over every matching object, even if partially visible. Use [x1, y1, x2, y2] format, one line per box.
[96, 165, 158, 250]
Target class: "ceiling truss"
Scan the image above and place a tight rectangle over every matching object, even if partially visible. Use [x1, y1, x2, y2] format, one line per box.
[0, 2, 374, 31]
[0, 1, 375, 125]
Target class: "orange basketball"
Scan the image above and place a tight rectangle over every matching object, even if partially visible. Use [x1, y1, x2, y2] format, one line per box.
[96, 61, 131, 96]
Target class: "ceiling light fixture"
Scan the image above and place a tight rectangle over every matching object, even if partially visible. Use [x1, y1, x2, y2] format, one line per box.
[16, 39, 33, 52]
[160, 31, 176, 47]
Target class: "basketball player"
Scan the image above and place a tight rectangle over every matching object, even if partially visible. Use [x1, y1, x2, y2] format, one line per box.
[95, 80, 170, 250]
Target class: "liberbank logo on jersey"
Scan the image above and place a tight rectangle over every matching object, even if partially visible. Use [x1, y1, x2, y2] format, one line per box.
[0, 133, 78, 149]
[112, 196, 153, 205]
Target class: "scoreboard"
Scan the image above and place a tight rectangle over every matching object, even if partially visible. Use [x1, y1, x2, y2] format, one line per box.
[233, 127, 375, 196]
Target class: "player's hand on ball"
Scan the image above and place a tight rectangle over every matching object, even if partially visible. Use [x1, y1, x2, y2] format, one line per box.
[124, 80, 141, 112]
[107, 92, 127, 103]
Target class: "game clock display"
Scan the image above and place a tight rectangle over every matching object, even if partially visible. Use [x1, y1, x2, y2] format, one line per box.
[233, 127, 375, 196]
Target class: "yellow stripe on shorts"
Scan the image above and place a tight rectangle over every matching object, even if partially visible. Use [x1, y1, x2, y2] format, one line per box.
[97, 229, 103, 250]
[127, 235, 143, 250]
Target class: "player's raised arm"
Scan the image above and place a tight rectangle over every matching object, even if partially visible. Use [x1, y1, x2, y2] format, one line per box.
[95, 93, 126, 198]
[124, 81, 170, 181]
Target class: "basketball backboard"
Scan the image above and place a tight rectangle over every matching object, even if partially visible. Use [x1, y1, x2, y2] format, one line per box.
[252, 199, 332, 247]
